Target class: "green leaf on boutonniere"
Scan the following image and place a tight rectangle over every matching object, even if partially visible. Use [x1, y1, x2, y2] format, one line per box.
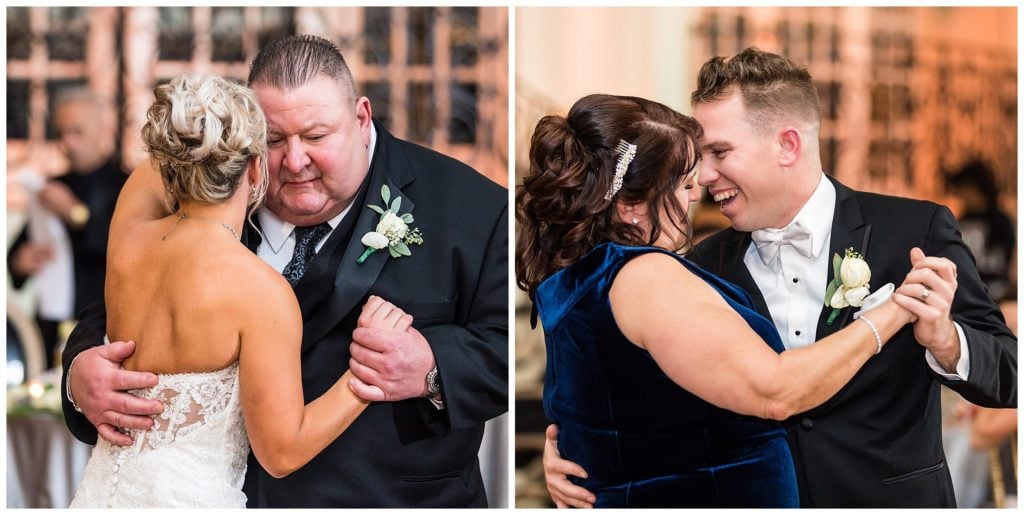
[391, 196, 402, 213]
[400, 213, 414, 223]
[832, 253, 842, 282]
[368, 204, 385, 215]
[394, 241, 412, 256]
[824, 279, 839, 308]
[381, 184, 391, 205]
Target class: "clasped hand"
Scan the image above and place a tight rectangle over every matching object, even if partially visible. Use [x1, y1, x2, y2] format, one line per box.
[347, 295, 437, 402]
[891, 247, 961, 371]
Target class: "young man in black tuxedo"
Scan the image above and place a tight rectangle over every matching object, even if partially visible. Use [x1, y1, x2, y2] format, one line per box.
[61, 35, 507, 507]
[542, 48, 1015, 508]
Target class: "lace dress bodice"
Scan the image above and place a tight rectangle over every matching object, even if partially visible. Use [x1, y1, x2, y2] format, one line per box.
[70, 362, 249, 508]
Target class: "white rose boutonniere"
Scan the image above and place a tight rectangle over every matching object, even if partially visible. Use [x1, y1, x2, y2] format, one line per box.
[824, 247, 871, 324]
[357, 185, 424, 264]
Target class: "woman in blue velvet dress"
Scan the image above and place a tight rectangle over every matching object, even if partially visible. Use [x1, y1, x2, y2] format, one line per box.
[515, 94, 915, 507]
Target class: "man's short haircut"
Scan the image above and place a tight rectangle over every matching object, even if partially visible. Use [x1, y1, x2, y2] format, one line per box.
[248, 34, 357, 101]
[691, 47, 821, 135]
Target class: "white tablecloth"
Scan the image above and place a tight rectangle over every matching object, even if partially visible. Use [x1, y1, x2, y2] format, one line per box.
[7, 413, 92, 508]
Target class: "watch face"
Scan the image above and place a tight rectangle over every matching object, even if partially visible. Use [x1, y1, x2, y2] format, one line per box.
[426, 367, 441, 396]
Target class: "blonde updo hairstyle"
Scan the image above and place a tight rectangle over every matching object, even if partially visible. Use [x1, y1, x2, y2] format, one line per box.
[142, 73, 268, 215]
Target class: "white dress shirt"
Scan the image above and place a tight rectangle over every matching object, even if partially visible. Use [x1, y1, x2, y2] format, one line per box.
[745, 174, 836, 351]
[743, 174, 969, 378]
[256, 124, 377, 270]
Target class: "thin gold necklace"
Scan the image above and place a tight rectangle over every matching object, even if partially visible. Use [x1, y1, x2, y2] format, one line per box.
[161, 211, 239, 241]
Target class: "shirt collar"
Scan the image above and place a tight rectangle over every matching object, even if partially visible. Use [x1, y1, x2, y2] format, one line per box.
[782, 173, 836, 258]
[257, 123, 376, 253]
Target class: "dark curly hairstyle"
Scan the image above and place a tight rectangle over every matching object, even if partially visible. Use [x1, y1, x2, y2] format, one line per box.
[516, 94, 702, 298]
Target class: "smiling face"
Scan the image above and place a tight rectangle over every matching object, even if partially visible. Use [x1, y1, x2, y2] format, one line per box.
[693, 91, 800, 232]
[254, 74, 372, 226]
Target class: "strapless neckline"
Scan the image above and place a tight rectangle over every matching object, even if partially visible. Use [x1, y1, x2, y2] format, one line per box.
[103, 335, 239, 380]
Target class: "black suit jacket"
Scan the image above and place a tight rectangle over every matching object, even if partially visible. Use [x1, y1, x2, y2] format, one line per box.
[688, 177, 1016, 508]
[61, 124, 509, 507]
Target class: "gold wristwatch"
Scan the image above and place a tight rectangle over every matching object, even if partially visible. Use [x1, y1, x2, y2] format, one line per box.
[68, 204, 90, 226]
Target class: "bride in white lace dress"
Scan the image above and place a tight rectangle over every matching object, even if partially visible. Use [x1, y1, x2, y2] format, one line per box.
[70, 73, 406, 508]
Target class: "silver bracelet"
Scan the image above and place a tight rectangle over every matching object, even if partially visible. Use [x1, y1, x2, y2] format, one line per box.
[858, 315, 882, 355]
[65, 353, 84, 413]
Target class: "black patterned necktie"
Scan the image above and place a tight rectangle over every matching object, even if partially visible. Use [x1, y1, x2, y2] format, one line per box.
[282, 222, 331, 285]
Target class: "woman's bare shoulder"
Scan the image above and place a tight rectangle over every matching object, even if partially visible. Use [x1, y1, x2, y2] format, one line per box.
[616, 251, 703, 288]
[219, 245, 295, 303]
[612, 250, 728, 324]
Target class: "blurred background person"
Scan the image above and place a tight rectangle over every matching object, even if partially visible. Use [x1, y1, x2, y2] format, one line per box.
[7, 88, 126, 367]
[940, 160, 1016, 508]
[945, 159, 1015, 302]
[950, 290, 1017, 508]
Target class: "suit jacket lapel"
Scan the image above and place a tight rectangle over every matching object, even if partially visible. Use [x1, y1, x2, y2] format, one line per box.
[300, 123, 416, 352]
[815, 177, 872, 338]
[716, 231, 772, 320]
[242, 214, 263, 254]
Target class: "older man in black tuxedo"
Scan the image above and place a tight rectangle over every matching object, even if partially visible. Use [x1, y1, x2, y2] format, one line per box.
[61, 35, 507, 507]
[542, 48, 1015, 508]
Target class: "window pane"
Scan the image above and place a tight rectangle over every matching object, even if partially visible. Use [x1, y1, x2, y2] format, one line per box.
[159, 7, 194, 61]
[450, 7, 478, 68]
[7, 7, 32, 60]
[7, 79, 31, 139]
[363, 7, 391, 66]
[448, 81, 477, 144]
[47, 7, 88, 61]
[362, 81, 390, 130]
[259, 7, 294, 51]
[212, 7, 244, 62]
[407, 82, 434, 142]
[407, 8, 435, 66]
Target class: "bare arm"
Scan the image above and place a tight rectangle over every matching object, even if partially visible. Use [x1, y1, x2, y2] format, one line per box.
[238, 283, 409, 478]
[612, 253, 914, 421]
[108, 160, 171, 241]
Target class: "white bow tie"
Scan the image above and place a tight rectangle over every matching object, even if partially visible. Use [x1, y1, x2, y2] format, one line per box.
[751, 221, 815, 267]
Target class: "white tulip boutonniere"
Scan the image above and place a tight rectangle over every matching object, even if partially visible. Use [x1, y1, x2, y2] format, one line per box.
[824, 247, 871, 324]
[357, 185, 424, 264]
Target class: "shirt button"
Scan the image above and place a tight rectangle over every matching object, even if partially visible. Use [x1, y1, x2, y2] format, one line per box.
[800, 418, 814, 430]
[795, 330, 801, 336]
[792, 277, 799, 283]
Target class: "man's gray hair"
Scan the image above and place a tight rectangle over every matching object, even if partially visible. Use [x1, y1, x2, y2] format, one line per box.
[53, 86, 113, 112]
